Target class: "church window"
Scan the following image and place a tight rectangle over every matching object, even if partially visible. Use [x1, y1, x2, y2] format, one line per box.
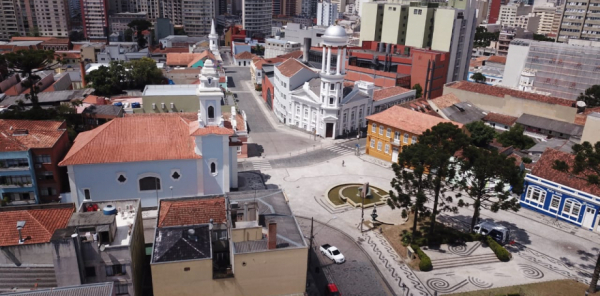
[139, 176, 161, 191]
[210, 161, 217, 175]
[208, 106, 215, 119]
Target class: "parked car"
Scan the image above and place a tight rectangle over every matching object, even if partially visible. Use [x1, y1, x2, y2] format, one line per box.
[320, 244, 345, 264]
[325, 283, 341, 296]
[473, 221, 511, 245]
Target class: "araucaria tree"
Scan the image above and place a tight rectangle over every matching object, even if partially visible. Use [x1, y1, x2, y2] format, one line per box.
[553, 141, 600, 293]
[419, 123, 470, 236]
[456, 146, 521, 231]
[128, 19, 152, 48]
[388, 143, 430, 239]
[3, 50, 59, 109]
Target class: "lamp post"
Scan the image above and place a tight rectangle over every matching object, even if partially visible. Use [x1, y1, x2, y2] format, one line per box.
[169, 186, 173, 198]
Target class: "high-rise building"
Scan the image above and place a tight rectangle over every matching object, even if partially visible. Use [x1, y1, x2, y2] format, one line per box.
[182, 0, 215, 36]
[380, 3, 408, 45]
[110, 12, 146, 34]
[317, 2, 338, 26]
[34, 0, 71, 37]
[161, 0, 183, 26]
[242, 0, 272, 36]
[359, 2, 384, 43]
[81, 0, 109, 40]
[498, 3, 533, 27]
[533, 3, 559, 35]
[330, 0, 346, 14]
[68, 0, 82, 27]
[488, 0, 502, 23]
[301, 0, 317, 17]
[557, 0, 600, 42]
[273, 0, 281, 15]
[0, 0, 25, 40]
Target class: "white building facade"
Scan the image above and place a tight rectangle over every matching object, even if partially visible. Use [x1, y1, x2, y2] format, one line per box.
[264, 38, 301, 58]
[317, 2, 339, 27]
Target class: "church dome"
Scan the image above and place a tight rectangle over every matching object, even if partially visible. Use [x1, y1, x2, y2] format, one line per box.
[324, 26, 347, 38]
[322, 25, 348, 47]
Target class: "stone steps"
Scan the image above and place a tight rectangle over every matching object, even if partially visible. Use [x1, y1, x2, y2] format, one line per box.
[431, 253, 499, 270]
[0, 267, 57, 290]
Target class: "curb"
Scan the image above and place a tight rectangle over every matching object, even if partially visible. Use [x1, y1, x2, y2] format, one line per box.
[296, 215, 398, 296]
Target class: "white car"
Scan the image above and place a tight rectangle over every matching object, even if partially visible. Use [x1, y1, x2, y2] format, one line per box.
[320, 244, 345, 264]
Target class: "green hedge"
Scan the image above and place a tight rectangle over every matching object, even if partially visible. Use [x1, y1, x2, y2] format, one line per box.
[411, 244, 433, 271]
[486, 236, 511, 262]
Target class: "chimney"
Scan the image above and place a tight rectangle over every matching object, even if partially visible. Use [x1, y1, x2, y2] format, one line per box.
[268, 222, 277, 249]
[17, 221, 25, 244]
[79, 60, 86, 88]
[243, 202, 249, 221]
[303, 37, 311, 63]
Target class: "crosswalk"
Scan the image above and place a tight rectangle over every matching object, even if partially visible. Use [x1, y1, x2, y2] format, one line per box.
[248, 159, 272, 170]
[325, 144, 359, 155]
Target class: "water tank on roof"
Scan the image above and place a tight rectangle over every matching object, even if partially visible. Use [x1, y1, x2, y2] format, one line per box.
[131, 102, 140, 108]
[103, 204, 117, 215]
[113, 102, 123, 107]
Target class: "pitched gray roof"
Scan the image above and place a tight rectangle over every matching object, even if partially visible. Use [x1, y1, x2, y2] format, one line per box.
[2, 89, 94, 106]
[153, 225, 211, 263]
[440, 101, 487, 124]
[516, 113, 584, 136]
[2, 282, 113, 296]
[83, 105, 123, 117]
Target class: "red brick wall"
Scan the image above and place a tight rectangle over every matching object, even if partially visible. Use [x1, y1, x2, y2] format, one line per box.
[262, 74, 274, 111]
[488, 0, 501, 25]
[410, 49, 450, 99]
[31, 127, 70, 203]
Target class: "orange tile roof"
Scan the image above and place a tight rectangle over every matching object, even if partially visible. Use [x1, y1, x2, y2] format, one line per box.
[531, 148, 600, 196]
[188, 120, 235, 136]
[234, 51, 256, 60]
[373, 86, 413, 101]
[158, 197, 226, 227]
[366, 105, 462, 135]
[56, 52, 81, 59]
[223, 112, 247, 131]
[11, 36, 54, 42]
[0, 207, 73, 247]
[152, 47, 189, 54]
[277, 50, 303, 59]
[430, 93, 461, 110]
[60, 114, 203, 166]
[487, 55, 507, 64]
[0, 120, 66, 152]
[446, 81, 574, 107]
[276, 58, 313, 78]
[400, 99, 441, 118]
[253, 57, 285, 70]
[166, 51, 215, 66]
[482, 112, 518, 126]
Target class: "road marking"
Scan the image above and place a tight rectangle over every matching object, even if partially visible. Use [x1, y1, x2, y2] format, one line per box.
[248, 159, 272, 170]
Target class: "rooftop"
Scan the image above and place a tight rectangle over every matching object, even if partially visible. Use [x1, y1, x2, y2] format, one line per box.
[82, 105, 123, 117]
[59, 114, 205, 166]
[531, 148, 600, 197]
[0, 119, 66, 152]
[446, 81, 574, 107]
[277, 50, 303, 59]
[3, 88, 94, 106]
[142, 84, 198, 96]
[0, 282, 114, 296]
[276, 58, 313, 78]
[516, 113, 583, 136]
[158, 196, 226, 227]
[75, 199, 141, 247]
[153, 225, 211, 263]
[430, 93, 461, 110]
[0, 204, 73, 247]
[483, 112, 518, 126]
[373, 86, 413, 101]
[366, 105, 462, 135]
[234, 51, 256, 60]
[439, 101, 487, 125]
[487, 55, 507, 64]
[166, 51, 215, 67]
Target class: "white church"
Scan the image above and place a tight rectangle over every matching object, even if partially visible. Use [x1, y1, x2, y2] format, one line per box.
[271, 25, 417, 138]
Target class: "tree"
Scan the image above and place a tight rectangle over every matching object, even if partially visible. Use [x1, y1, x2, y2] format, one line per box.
[456, 146, 521, 232]
[27, 27, 40, 37]
[496, 124, 536, 149]
[470, 72, 487, 84]
[253, 44, 264, 56]
[124, 29, 133, 42]
[474, 27, 500, 47]
[419, 123, 470, 236]
[577, 85, 600, 107]
[466, 121, 496, 147]
[388, 143, 430, 240]
[4, 50, 59, 109]
[533, 34, 554, 42]
[124, 57, 164, 90]
[128, 19, 152, 48]
[174, 27, 186, 35]
[553, 141, 600, 293]
[69, 30, 85, 42]
[85, 62, 127, 96]
[413, 83, 423, 99]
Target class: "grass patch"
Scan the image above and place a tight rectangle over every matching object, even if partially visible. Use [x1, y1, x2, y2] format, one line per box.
[327, 183, 387, 206]
[448, 279, 600, 296]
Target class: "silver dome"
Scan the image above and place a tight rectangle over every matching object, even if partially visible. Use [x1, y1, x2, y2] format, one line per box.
[324, 26, 347, 38]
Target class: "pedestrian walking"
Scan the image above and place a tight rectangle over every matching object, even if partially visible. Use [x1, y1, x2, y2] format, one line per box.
[342, 160, 345, 167]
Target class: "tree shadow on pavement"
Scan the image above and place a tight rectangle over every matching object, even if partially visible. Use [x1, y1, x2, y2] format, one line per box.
[247, 143, 264, 157]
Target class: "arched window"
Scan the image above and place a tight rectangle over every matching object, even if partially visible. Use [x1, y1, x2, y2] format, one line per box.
[139, 176, 161, 191]
[208, 106, 215, 119]
[210, 162, 217, 174]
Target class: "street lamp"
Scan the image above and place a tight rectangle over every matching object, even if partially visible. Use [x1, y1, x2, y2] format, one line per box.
[169, 186, 173, 198]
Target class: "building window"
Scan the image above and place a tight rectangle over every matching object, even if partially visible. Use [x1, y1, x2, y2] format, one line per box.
[85, 266, 96, 277]
[237, 146, 242, 155]
[208, 106, 215, 119]
[105, 264, 126, 276]
[84, 189, 91, 200]
[115, 283, 128, 295]
[386, 128, 391, 137]
[372, 123, 376, 132]
[394, 131, 400, 142]
[377, 141, 382, 151]
[139, 176, 161, 191]
[403, 133, 409, 143]
[38, 171, 54, 180]
[329, 97, 334, 105]
[379, 126, 384, 135]
[412, 136, 417, 144]
[562, 199, 581, 218]
[117, 173, 127, 184]
[370, 139, 375, 148]
[35, 155, 51, 164]
[550, 196, 561, 210]
[171, 169, 181, 181]
[525, 186, 546, 205]
[210, 161, 217, 175]
[385, 144, 390, 154]
[40, 187, 57, 196]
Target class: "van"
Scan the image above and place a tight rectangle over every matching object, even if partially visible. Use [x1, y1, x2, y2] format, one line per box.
[473, 221, 511, 245]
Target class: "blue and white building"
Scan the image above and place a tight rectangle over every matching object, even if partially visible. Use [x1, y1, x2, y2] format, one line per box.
[520, 148, 600, 232]
[60, 61, 243, 208]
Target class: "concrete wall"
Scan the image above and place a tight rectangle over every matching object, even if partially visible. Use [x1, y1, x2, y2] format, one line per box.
[582, 113, 600, 144]
[405, 7, 434, 49]
[52, 236, 83, 287]
[431, 9, 457, 53]
[140, 95, 200, 113]
[0, 243, 55, 266]
[69, 159, 202, 208]
[501, 42, 530, 88]
[231, 226, 262, 243]
[201, 135, 226, 195]
[359, 3, 383, 43]
[381, 4, 408, 45]
[442, 85, 577, 123]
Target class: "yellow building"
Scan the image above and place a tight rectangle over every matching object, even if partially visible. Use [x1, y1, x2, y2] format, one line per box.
[365, 105, 462, 163]
[151, 191, 308, 296]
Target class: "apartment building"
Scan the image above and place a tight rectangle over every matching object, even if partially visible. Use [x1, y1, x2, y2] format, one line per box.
[496, 27, 532, 56]
[81, 0, 109, 39]
[502, 38, 600, 100]
[330, 0, 346, 14]
[110, 12, 146, 34]
[365, 105, 461, 163]
[498, 3, 533, 27]
[488, 0, 502, 24]
[514, 13, 540, 32]
[242, 0, 272, 36]
[34, 0, 72, 37]
[161, 0, 183, 26]
[182, 0, 214, 36]
[533, 4, 560, 35]
[360, 1, 476, 82]
[317, 1, 338, 26]
[558, 0, 600, 41]
[264, 38, 301, 58]
[0, 0, 25, 40]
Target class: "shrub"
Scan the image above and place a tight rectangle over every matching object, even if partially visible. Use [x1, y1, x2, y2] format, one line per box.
[401, 209, 408, 219]
[411, 244, 432, 271]
[255, 84, 262, 91]
[522, 157, 532, 164]
[486, 236, 511, 262]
